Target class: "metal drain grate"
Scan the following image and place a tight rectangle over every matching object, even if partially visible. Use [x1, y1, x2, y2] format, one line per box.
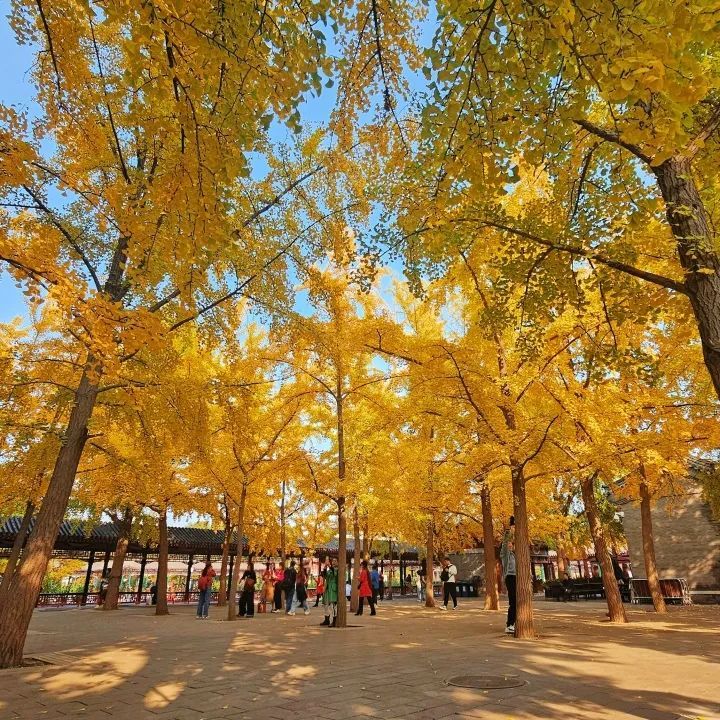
[447, 674, 526, 690]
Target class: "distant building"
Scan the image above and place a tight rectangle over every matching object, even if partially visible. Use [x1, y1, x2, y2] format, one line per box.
[620, 462, 720, 603]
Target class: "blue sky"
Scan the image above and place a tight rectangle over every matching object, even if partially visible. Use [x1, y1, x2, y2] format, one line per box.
[0, 3, 37, 323]
[0, 4, 421, 326]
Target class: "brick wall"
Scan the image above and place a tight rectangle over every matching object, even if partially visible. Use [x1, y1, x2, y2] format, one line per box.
[621, 481, 720, 590]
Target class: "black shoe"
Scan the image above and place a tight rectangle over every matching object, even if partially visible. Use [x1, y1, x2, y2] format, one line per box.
[320, 618, 329, 626]
[370, 611, 376, 616]
[331, 617, 337, 627]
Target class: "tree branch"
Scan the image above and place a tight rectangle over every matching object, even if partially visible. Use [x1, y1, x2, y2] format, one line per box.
[470, 219, 687, 294]
[574, 118, 652, 165]
[684, 104, 720, 159]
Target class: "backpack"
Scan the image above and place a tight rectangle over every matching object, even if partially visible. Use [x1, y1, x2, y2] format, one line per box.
[440, 568, 449, 582]
[283, 568, 296, 590]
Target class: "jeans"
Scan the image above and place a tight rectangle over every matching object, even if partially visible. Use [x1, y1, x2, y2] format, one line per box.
[197, 588, 210, 617]
[239, 589, 254, 617]
[285, 588, 296, 612]
[505, 574, 516, 627]
[443, 582, 457, 608]
[418, 585, 425, 601]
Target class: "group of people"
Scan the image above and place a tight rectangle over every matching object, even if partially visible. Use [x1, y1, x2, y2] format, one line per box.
[194, 556, 387, 622]
[194, 545, 516, 629]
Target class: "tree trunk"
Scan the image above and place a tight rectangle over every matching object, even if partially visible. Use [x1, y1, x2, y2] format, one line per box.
[425, 518, 435, 608]
[155, 508, 169, 616]
[280, 478, 287, 565]
[335, 387, 348, 628]
[481, 486, 499, 611]
[227, 485, 247, 620]
[362, 520, 370, 560]
[640, 481, 667, 614]
[556, 540, 567, 577]
[511, 463, 534, 639]
[0, 501, 34, 603]
[0, 369, 99, 668]
[217, 522, 231, 607]
[580, 474, 627, 623]
[350, 504, 361, 613]
[654, 156, 720, 400]
[104, 509, 133, 611]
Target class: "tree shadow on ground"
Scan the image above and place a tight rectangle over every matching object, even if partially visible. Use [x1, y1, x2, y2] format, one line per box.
[1, 601, 718, 720]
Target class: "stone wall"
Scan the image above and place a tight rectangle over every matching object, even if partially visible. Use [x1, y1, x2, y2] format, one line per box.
[448, 549, 486, 582]
[621, 480, 720, 591]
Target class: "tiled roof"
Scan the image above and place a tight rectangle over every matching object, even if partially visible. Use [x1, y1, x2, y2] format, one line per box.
[0, 516, 247, 553]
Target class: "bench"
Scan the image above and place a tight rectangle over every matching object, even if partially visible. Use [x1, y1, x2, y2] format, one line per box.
[545, 579, 630, 602]
[545, 580, 604, 601]
[630, 578, 692, 605]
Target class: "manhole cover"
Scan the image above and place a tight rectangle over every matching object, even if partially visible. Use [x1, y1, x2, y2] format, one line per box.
[447, 674, 526, 690]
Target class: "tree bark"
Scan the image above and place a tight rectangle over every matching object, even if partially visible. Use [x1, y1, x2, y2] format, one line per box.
[654, 156, 720, 400]
[580, 474, 627, 623]
[280, 478, 287, 565]
[104, 509, 133, 611]
[556, 540, 567, 577]
[350, 504, 361, 613]
[155, 507, 169, 616]
[227, 484, 247, 620]
[424, 518, 435, 608]
[335, 387, 348, 628]
[0, 501, 34, 604]
[0, 369, 99, 667]
[639, 480, 667, 614]
[362, 520, 370, 560]
[481, 486, 499, 610]
[511, 463, 534, 639]
[217, 519, 231, 607]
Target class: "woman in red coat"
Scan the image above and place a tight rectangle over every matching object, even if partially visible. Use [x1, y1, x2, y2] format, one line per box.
[355, 560, 376, 616]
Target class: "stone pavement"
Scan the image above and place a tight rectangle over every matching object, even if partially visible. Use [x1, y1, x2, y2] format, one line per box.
[1, 599, 718, 720]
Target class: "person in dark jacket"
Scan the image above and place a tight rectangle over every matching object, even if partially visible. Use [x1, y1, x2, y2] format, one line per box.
[239, 562, 256, 618]
[284, 560, 298, 615]
[500, 520, 517, 635]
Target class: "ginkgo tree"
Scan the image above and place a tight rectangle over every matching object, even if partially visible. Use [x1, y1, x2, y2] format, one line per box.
[269, 259, 406, 628]
[0, 0, 378, 666]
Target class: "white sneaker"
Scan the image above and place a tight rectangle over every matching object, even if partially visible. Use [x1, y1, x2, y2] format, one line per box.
[505, 625, 515, 634]
[304, 609, 310, 615]
[287, 611, 296, 616]
[440, 605, 447, 611]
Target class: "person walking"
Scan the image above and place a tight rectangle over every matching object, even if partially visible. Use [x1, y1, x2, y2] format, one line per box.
[370, 563, 381, 608]
[314, 564, 326, 608]
[378, 570, 385, 601]
[261, 563, 274, 613]
[296, 564, 311, 615]
[272, 562, 284, 613]
[284, 560, 298, 615]
[500, 518, 517, 634]
[322, 558, 339, 627]
[196, 561, 216, 619]
[439, 557, 458, 610]
[239, 562, 256, 618]
[355, 560, 376, 616]
[318, 557, 330, 624]
[417, 563, 426, 603]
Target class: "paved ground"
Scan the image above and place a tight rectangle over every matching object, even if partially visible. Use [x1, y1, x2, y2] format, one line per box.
[1, 598, 718, 720]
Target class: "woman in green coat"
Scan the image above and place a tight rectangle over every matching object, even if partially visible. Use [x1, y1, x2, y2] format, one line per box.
[322, 557, 339, 627]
